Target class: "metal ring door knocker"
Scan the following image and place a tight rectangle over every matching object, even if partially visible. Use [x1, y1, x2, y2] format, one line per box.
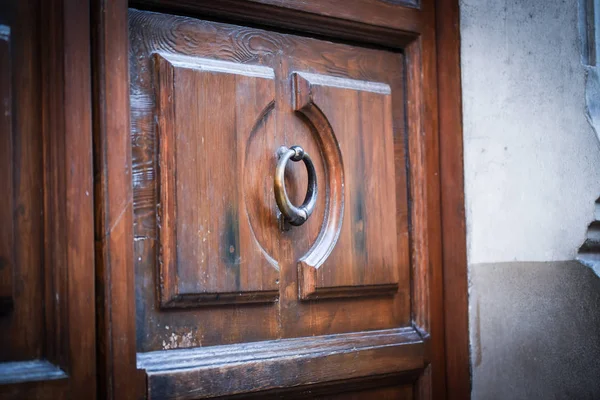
[274, 145, 318, 227]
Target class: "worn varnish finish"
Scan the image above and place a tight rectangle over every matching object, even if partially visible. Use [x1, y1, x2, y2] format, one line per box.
[132, 0, 422, 48]
[154, 54, 279, 308]
[293, 71, 403, 300]
[93, 0, 469, 399]
[0, 0, 469, 399]
[0, 0, 45, 363]
[0, 0, 96, 398]
[92, 0, 142, 398]
[139, 328, 423, 399]
[435, 0, 471, 397]
[130, 10, 412, 355]
[218, 376, 417, 399]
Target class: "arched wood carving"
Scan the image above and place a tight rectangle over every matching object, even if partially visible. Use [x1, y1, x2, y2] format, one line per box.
[293, 71, 401, 300]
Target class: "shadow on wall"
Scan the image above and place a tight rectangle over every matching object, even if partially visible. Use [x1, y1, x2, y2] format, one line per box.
[462, 0, 600, 398]
[470, 261, 600, 399]
[576, 197, 600, 276]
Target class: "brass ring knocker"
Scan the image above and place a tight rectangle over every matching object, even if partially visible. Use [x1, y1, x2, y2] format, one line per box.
[274, 145, 317, 226]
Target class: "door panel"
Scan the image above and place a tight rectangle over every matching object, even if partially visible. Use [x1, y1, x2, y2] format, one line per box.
[292, 71, 401, 300]
[129, 8, 420, 398]
[0, 3, 45, 363]
[138, 327, 422, 399]
[0, 0, 95, 398]
[154, 53, 279, 308]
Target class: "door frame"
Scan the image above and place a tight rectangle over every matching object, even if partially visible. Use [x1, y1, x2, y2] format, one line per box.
[91, 0, 469, 398]
[0, 0, 96, 399]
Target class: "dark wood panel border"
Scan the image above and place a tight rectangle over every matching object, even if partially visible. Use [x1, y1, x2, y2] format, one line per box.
[435, 0, 471, 398]
[132, 0, 422, 47]
[92, 0, 469, 399]
[139, 328, 424, 399]
[92, 1, 143, 399]
[0, 0, 96, 398]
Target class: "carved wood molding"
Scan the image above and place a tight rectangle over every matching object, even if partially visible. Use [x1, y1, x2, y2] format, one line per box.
[154, 53, 280, 308]
[95, 0, 471, 398]
[0, 0, 96, 397]
[293, 71, 401, 300]
[0, 361, 67, 385]
[138, 327, 425, 399]
[132, 0, 422, 48]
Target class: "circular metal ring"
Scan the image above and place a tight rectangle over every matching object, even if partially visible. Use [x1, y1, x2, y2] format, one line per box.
[274, 145, 318, 226]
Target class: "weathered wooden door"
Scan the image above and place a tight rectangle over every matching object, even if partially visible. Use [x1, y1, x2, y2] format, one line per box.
[0, 0, 468, 398]
[128, 7, 425, 399]
[94, 1, 469, 399]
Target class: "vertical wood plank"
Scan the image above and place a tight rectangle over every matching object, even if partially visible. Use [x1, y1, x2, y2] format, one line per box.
[0, 23, 14, 316]
[0, 0, 45, 363]
[436, 0, 471, 398]
[62, 0, 96, 396]
[406, 0, 447, 397]
[0, 0, 96, 397]
[92, 0, 141, 398]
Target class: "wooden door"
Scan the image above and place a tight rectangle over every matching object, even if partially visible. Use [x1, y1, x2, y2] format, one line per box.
[95, 1, 470, 399]
[0, 0, 96, 398]
[128, 8, 417, 399]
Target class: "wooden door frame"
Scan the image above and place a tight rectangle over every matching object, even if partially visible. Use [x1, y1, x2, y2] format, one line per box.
[0, 0, 96, 398]
[92, 0, 469, 399]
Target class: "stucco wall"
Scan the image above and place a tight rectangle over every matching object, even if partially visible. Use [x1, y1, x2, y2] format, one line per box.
[461, 0, 600, 263]
[460, 0, 600, 398]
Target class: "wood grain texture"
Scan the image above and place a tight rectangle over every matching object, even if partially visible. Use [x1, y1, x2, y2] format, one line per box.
[58, 0, 97, 395]
[435, 0, 471, 397]
[97, 0, 469, 398]
[1, 0, 96, 398]
[293, 71, 403, 300]
[132, 0, 423, 48]
[130, 10, 413, 353]
[92, 0, 142, 399]
[0, 0, 44, 363]
[40, 0, 97, 396]
[154, 54, 279, 308]
[208, 375, 419, 399]
[407, 0, 447, 397]
[0, 360, 67, 385]
[139, 328, 424, 399]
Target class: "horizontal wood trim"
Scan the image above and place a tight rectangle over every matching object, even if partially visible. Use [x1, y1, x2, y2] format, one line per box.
[131, 0, 421, 48]
[138, 327, 425, 399]
[0, 380, 67, 400]
[0, 360, 67, 385]
[162, 290, 280, 308]
[215, 373, 420, 400]
[299, 283, 400, 300]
